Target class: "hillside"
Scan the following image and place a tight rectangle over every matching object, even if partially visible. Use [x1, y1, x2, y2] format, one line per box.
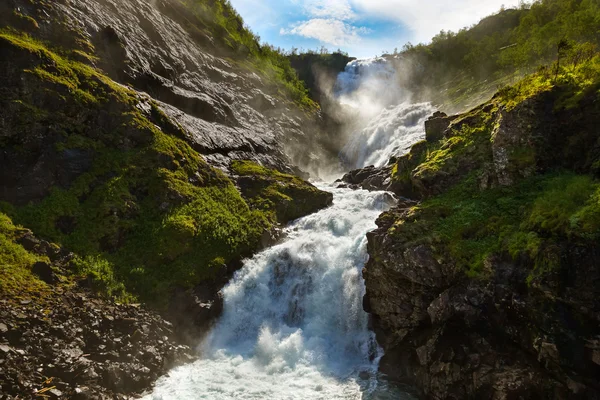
[0, 0, 337, 343]
[343, 40, 600, 399]
[388, 0, 600, 112]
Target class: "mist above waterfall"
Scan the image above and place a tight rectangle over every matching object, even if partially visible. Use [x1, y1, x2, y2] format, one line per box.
[335, 57, 402, 120]
[329, 57, 434, 170]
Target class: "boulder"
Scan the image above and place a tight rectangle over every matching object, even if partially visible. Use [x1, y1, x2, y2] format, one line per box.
[424, 111, 451, 142]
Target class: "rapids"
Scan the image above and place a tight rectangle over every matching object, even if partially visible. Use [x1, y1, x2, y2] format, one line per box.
[336, 57, 434, 169]
[144, 186, 413, 399]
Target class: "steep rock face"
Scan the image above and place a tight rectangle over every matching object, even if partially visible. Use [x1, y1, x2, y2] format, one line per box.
[2, 0, 326, 175]
[0, 0, 335, 343]
[364, 81, 600, 399]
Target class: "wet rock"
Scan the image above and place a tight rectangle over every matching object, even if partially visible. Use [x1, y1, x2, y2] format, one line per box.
[32, 261, 57, 284]
[339, 165, 394, 192]
[424, 111, 451, 142]
[168, 285, 225, 342]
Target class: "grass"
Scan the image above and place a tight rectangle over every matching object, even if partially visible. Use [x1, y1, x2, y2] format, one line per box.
[0, 213, 49, 298]
[389, 172, 600, 277]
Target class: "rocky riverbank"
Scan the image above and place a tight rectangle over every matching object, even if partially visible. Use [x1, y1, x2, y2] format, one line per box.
[1, 291, 194, 399]
[0, 224, 195, 399]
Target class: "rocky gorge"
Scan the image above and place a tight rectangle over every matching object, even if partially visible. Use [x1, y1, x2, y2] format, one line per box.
[0, 0, 599, 399]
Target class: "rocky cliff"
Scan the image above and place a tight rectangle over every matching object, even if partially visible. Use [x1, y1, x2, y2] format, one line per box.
[363, 60, 600, 398]
[0, 0, 335, 300]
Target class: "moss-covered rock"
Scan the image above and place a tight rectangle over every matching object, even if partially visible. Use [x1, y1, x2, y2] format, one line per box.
[231, 160, 333, 224]
[365, 56, 600, 399]
[0, 31, 329, 306]
[0, 212, 49, 298]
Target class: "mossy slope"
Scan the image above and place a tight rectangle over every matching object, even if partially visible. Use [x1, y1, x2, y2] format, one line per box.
[387, 54, 600, 278]
[0, 31, 330, 304]
[0, 212, 49, 298]
[231, 160, 333, 224]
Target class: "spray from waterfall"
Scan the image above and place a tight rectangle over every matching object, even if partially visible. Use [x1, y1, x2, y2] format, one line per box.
[330, 57, 434, 170]
[144, 186, 414, 399]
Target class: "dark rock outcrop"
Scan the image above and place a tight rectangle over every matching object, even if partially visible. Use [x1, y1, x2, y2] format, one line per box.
[339, 165, 394, 192]
[366, 205, 600, 399]
[424, 112, 452, 142]
[0, 290, 195, 399]
[364, 87, 600, 399]
[0, 228, 195, 399]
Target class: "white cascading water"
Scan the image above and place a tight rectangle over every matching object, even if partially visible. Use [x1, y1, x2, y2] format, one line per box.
[336, 57, 435, 170]
[145, 57, 429, 399]
[144, 186, 413, 399]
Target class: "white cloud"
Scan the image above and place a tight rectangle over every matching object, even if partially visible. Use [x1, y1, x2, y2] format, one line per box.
[300, 0, 356, 20]
[349, 0, 514, 43]
[281, 18, 370, 46]
[283, 0, 369, 46]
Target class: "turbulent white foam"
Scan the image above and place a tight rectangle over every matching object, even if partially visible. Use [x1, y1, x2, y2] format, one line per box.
[335, 57, 435, 169]
[335, 57, 399, 118]
[341, 102, 435, 169]
[144, 186, 413, 400]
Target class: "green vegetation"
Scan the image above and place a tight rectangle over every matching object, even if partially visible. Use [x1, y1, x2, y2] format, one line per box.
[497, 52, 600, 109]
[231, 160, 333, 224]
[0, 213, 49, 298]
[0, 31, 275, 304]
[397, 0, 600, 110]
[176, 0, 317, 110]
[386, 51, 600, 280]
[390, 173, 600, 277]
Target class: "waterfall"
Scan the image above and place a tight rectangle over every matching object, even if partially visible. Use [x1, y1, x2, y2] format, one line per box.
[144, 186, 413, 399]
[145, 56, 430, 399]
[335, 57, 434, 170]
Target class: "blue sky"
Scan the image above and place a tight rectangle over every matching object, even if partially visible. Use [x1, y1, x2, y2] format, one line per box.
[229, 0, 518, 58]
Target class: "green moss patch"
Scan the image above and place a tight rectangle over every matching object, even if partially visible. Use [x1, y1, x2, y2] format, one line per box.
[0, 213, 49, 298]
[231, 160, 333, 224]
[389, 171, 600, 278]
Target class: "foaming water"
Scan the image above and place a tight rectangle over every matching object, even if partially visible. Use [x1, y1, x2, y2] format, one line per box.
[342, 102, 435, 169]
[145, 186, 414, 400]
[335, 58, 398, 114]
[335, 57, 434, 169]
